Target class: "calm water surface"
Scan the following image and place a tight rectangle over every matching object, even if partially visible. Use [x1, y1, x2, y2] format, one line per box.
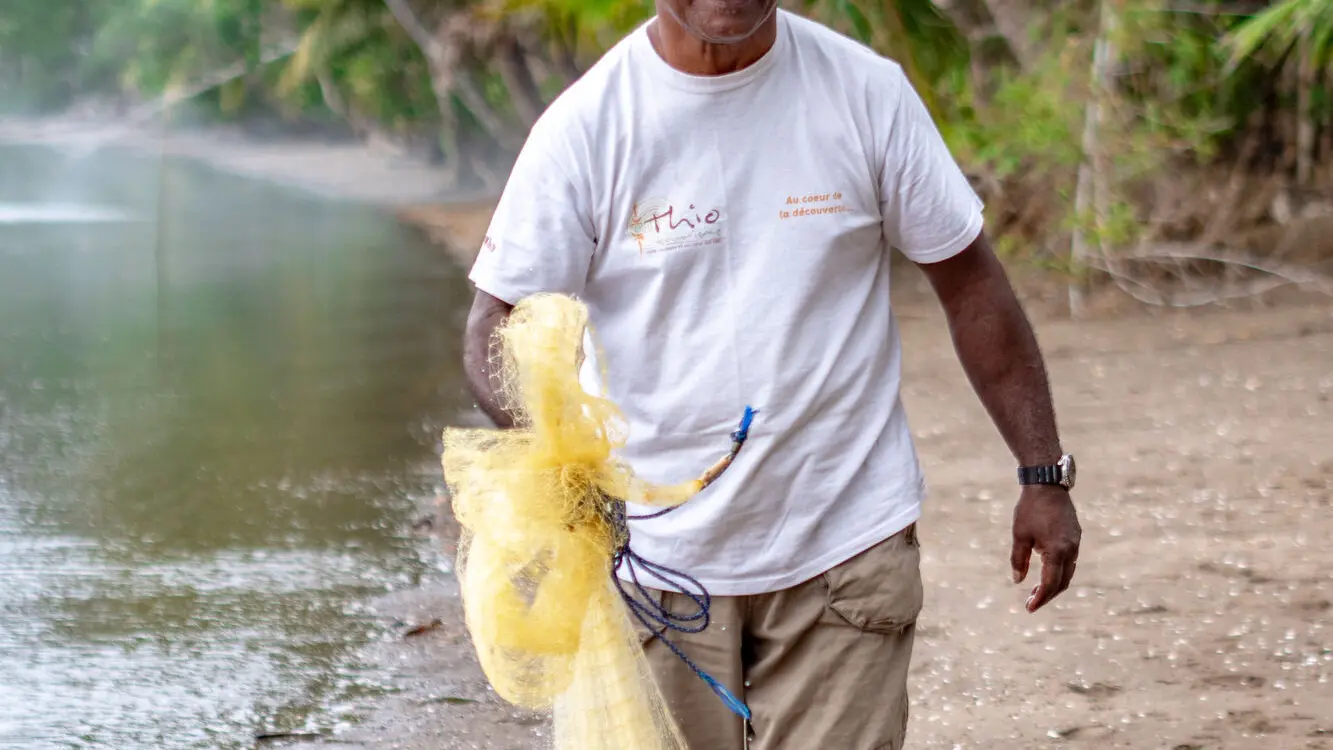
[0, 144, 475, 748]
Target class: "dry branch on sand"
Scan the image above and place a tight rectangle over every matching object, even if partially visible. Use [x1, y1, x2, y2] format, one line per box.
[1092, 241, 1333, 308]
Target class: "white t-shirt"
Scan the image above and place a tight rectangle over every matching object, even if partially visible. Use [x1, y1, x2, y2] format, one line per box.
[468, 10, 984, 596]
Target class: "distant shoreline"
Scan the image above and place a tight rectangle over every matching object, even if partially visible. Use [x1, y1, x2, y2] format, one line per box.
[0, 115, 499, 262]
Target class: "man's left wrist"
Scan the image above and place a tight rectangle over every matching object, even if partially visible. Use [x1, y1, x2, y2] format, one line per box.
[1017, 453, 1076, 490]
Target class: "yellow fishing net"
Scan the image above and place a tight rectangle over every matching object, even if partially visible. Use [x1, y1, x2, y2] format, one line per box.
[440, 293, 754, 750]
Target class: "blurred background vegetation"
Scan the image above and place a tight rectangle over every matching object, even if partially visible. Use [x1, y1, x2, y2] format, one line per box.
[3, 0, 1330, 312]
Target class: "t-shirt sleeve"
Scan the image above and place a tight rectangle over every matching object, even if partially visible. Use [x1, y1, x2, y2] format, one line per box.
[468, 128, 596, 304]
[879, 67, 985, 264]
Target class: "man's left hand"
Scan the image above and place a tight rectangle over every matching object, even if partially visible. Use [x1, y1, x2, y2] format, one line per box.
[1010, 485, 1081, 613]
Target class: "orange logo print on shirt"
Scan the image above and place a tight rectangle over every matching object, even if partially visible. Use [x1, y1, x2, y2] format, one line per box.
[780, 191, 849, 220]
[627, 197, 725, 256]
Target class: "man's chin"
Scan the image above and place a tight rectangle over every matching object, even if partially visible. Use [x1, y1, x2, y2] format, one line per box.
[693, 22, 765, 44]
[675, 2, 777, 45]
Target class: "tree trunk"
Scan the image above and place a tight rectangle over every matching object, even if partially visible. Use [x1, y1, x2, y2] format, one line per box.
[452, 62, 525, 153]
[1297, 30, 1316, 186]
[495, 36, 546, 129]
[554, 14, 583, 83]
[315, 67, 358, 132]
[382, 0, 529, 183]
[935, 0, 1025, 90]
[423, 57, 471, 188]
[383, 0, 470, 184]
[1279, 48, 1300, 175]
[1321, 110, 1332, 175]
[978, 0, 1047, 70]
[1068, 0, 1117, 319]
[383, 0, 442, 60]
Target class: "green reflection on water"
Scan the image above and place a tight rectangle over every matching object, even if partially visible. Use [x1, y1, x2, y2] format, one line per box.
[0, 144, 474, 748]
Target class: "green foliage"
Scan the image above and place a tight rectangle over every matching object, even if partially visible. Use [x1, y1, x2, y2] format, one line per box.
[942, 64, 1084, 179]
[3, 0, 1328, 264]
[493, 0, 654, 36]
[802, 0, 968, 114]
[1226, 0, 1333, 66]
[87, 0, 257, 95]
[919, 2, 1273, 263]
[836, 0, 873, 43]
[273, 0, 439, 133]
[0, 0, 121, 111]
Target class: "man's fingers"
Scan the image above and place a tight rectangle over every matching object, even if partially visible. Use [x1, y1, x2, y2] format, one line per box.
[1027, 548, 1067, 613]
[1027, 543, 1082, 613]
[1059, 559, 1078, 595]
[1010, 536, 1033, 584]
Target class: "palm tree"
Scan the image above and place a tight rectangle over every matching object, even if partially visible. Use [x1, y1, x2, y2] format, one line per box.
[1227, 0, 1333, 184]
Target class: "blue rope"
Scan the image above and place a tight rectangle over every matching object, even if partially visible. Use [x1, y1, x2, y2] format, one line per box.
[610, 514, 752, 722]
[604, 406, 758, 723]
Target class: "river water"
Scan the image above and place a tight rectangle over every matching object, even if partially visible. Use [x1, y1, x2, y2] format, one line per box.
[0, 144, 475, 748]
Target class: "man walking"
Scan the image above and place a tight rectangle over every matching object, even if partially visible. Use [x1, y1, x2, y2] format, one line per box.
[462, 2, 1082, 747]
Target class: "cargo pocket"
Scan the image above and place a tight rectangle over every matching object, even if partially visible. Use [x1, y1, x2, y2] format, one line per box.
[821, 525, 924, 634]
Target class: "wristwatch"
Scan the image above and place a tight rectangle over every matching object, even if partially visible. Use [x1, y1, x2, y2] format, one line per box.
[1017, 454, 1076, 490]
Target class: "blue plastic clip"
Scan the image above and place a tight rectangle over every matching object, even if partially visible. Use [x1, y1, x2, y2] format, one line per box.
[702, 672, 752, 721]
[731, 405, 758, 444]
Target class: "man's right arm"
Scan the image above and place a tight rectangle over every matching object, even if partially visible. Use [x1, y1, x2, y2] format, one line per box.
[464, 290, 517, 429]
[460, 107, 596, 429]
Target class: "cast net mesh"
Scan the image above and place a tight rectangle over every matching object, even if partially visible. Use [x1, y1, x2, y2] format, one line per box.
[441, 293, 719, 750]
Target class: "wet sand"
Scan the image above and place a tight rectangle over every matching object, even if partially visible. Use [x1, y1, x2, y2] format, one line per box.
[293, 276, 1333, 749]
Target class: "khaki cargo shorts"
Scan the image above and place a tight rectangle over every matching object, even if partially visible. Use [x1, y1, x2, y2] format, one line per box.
[635, 524, 923, 749]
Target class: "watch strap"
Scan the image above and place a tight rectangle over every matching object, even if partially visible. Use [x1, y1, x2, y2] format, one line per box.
[1017, 464, 1061, 486]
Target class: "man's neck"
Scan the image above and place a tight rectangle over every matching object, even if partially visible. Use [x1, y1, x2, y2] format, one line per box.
[647, 10, 779, 76]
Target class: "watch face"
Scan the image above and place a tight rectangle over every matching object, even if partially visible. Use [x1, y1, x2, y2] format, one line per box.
[1059, 454, 1076, 489]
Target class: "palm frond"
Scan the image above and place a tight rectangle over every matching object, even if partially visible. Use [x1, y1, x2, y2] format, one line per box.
[1225, 0, 1333, 68]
